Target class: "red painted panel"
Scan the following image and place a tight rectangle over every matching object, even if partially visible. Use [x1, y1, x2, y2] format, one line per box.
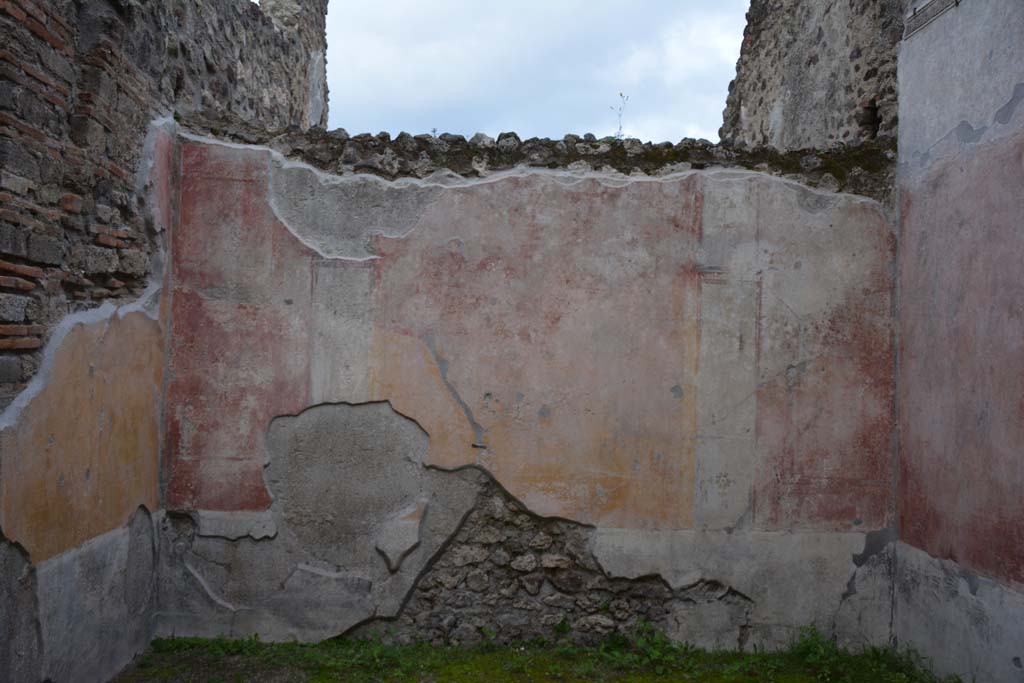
[165, 142, 312, 511]
[754, 213, 895, 531]
[899, 130, 1024, 586]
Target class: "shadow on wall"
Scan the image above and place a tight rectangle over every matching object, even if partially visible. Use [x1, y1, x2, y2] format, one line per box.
[0, 506, 157, 683]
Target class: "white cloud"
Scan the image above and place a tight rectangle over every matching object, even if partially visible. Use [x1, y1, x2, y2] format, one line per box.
[325, 0, 747, 142]
[609, 13, 741, 88]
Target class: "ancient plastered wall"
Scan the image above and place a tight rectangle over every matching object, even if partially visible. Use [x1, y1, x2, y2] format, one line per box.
[0, 0, 327, 410]
[0, 121, 173, 683]
[720, 0, 904, 150]
[158, 134, 895, 645]
[0, 123, 172, 683]
[895, 1, 1024, 681]
[0, 307, 161, 561]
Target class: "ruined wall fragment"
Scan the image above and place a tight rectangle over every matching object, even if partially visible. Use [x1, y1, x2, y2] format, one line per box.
[0, 119, 171, 682]
[720, 0, 905, 150]
[895, 1, 1024, 680]
[159, 133, 895, 644]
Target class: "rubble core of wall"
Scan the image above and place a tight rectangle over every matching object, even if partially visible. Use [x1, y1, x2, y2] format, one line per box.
[720, 0, 905, 150]
[0, 0, 327, 408]
[358, 480, 892, 651]
[357, 480, 699, 648]
[180, 115, 898, 203]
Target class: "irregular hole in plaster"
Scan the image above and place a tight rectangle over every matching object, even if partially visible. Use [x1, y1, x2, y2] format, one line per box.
[856, 99, 882, 140]
[353, 472, 761, 649]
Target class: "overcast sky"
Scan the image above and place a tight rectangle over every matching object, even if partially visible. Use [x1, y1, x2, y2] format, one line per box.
[324, 0, 749, 143]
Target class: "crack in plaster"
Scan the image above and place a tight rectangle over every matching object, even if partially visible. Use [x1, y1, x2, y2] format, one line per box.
[423, 334, 487, 448]
[185, 562, 238, 612]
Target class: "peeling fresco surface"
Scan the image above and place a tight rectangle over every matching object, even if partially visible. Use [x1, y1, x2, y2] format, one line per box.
[164, 137, 894, 534]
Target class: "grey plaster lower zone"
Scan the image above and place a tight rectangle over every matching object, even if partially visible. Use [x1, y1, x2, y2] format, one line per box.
[156, 402, 482, 641]
[37, 508, 157, 683]
[154, 400, 897, 652]
[894, 543, 1024, 683]
[0, 508, 158, 683]
[592, 529, 894, 651]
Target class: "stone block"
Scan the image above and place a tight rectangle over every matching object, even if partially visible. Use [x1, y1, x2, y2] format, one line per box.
[0, 356, 22, 383]
[0, 294, 28, 322]
[28, 234, 64, 265]
[68, 243, 118, 274]
[0, 223, 27, 258]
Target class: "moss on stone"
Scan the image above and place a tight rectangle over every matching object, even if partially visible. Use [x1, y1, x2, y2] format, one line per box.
[178, 113, 897, 203]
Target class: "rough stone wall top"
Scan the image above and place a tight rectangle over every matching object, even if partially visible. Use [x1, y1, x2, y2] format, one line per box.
[0, 0, 328, 408]
[720, 0, 904, 150]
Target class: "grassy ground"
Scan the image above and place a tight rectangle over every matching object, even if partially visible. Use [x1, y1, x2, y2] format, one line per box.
[116, 625, 958, 683]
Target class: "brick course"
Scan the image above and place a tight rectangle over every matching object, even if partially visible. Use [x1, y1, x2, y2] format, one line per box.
[0, 0, 327, 407]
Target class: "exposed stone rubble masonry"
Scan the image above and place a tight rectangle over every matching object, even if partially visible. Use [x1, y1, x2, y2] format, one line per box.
[360, 478, 757, 648]
[185, 114, 897, 203]
[358, 479, 893, 651]
[721, 0, 905, 150]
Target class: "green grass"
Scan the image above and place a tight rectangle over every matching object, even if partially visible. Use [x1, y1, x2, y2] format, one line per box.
[117, 625, 958, 683]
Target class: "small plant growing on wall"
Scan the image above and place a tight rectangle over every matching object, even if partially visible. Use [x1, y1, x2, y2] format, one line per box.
[611, 92, 629, 140]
